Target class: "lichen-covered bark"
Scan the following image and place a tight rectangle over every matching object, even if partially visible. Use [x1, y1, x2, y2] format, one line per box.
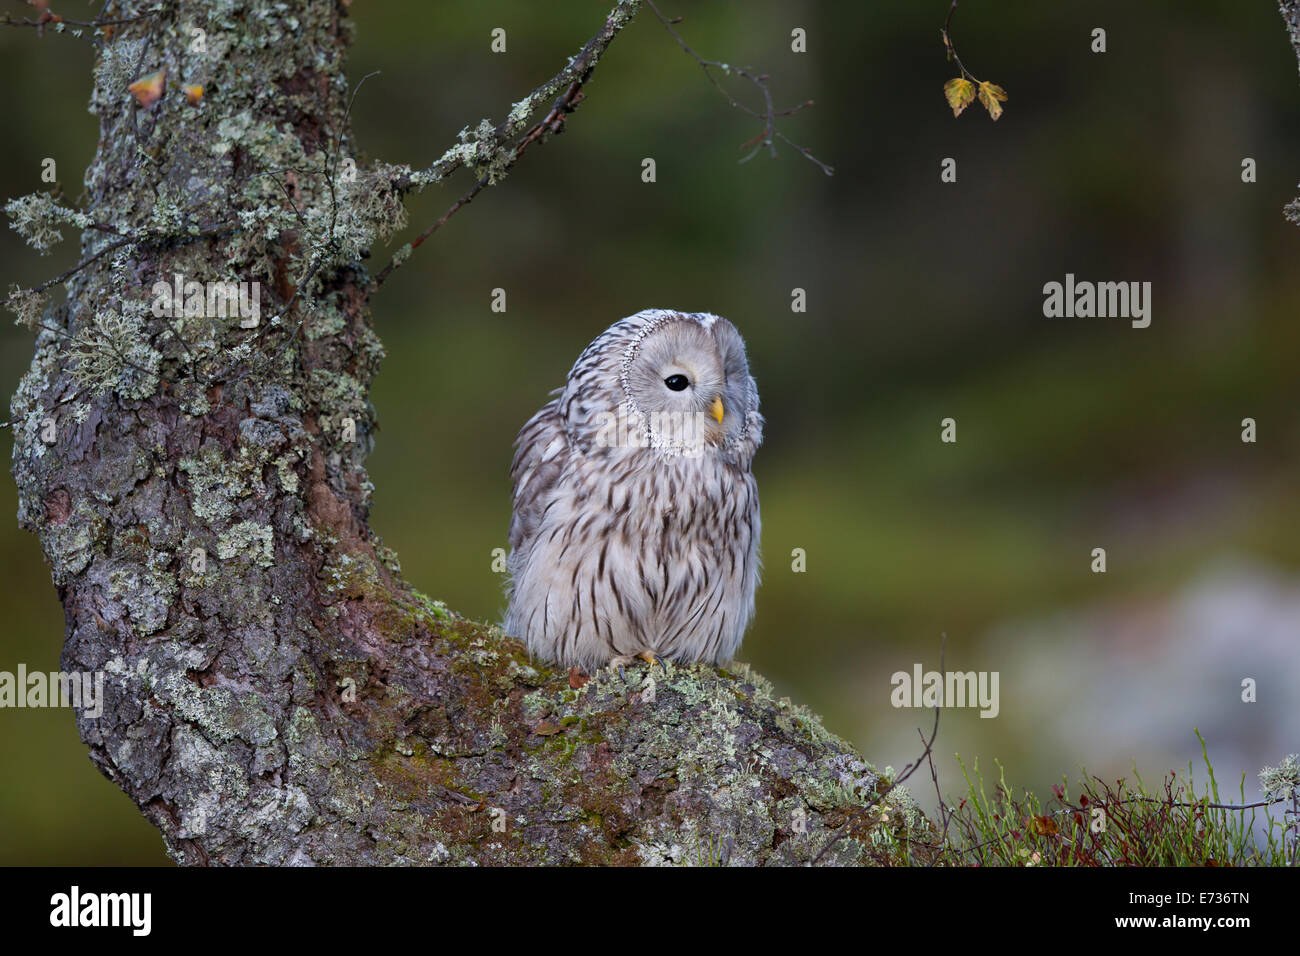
[9, 0, 929, 865]
[1283, 1, 1300, 76]
[1285, 1, 1300, 224]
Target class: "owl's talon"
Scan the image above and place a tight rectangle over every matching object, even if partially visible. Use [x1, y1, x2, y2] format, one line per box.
[606, 652, 662, 680]
[607, 654, 636, 680]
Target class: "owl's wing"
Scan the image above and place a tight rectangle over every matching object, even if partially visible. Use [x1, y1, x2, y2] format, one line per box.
[508, 396, 570, 553]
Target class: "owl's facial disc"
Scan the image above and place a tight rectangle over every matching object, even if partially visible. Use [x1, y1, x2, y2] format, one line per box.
[624, 321, 734, 451]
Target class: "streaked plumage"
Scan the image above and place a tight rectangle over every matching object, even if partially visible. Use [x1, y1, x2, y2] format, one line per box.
[505, 309, 763, 672]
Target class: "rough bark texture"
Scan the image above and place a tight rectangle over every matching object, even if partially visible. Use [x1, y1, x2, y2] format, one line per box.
[7, 0, 932, 866]
[1284, 2, 1300, 225]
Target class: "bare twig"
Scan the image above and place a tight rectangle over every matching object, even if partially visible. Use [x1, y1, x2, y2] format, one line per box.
[1061, 793, 1287, 814]
[25, 236, 133, 296]
[1291, 789, 1299, 867]
[0, 384, 79, 430]
[811, 635, 946, 865]
[398, 0, 644, 195]
[941, 0, 980, 84]
[22, 219, 239, 297]
[645, 0, 831, 175]
[0, 1, 156, 34]
[372, 1, 641, 287]
[2, 218, 243, 408]
[372, 79, 587, 289]
[0, 13, 144, 30]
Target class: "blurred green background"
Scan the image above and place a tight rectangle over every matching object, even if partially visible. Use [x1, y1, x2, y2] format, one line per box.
[2, 0, 1298, 864]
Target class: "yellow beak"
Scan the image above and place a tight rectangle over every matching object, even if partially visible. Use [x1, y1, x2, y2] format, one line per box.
[709, 396, 725, 423]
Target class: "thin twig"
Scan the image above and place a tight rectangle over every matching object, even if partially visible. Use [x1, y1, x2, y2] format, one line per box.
[372, 78, 586, 289]
[941, 0, 980, 84]
[26, 236, 132, 296]
[645, 0, 831, 175]
[0, 10, 151, 31]
[395, 0, 643, 197]
[811, 635, 946, 865]
[22, 219, 239, 297]
[0, 384, 79, 430]
[372, 2, 636, 287]
[1062, 794, 1287, 814]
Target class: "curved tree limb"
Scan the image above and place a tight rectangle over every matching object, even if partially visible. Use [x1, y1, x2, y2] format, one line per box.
[7, 0, 926, 865]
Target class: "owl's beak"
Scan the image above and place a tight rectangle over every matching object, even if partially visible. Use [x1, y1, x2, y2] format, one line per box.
[709, 396, 725, 423]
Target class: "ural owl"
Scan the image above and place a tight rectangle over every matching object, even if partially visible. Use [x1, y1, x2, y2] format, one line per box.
[505, 309, 763, 672]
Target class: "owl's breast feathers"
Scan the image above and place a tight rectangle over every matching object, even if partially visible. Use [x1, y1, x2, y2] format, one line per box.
[506, 428, 760, 670]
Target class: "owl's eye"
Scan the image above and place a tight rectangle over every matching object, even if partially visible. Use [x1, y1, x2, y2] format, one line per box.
[663, 374, 690, 391]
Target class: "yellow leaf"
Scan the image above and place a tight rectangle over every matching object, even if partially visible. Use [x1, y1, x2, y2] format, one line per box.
[1030, 814, 1058, 835]
[182, 84, 204, 106]
[944, 77, 976, 117]
[128, 70, 166, 108]
[978, 81, 1008, 121]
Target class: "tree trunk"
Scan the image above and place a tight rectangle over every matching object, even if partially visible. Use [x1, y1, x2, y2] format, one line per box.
[7, 0, 929, 866]
[1285, 2, 1300, 225]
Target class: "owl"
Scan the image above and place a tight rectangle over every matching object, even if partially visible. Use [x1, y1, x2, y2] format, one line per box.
[505, 309, 763, 673]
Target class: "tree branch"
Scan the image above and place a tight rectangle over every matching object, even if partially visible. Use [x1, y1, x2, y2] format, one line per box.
[373, 0, 643, 287]
[645, 0, 831, 174]
[6, 0, 913, 866]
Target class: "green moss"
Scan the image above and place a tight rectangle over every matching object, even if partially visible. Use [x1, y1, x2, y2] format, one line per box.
[370, 739, 483, 804]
